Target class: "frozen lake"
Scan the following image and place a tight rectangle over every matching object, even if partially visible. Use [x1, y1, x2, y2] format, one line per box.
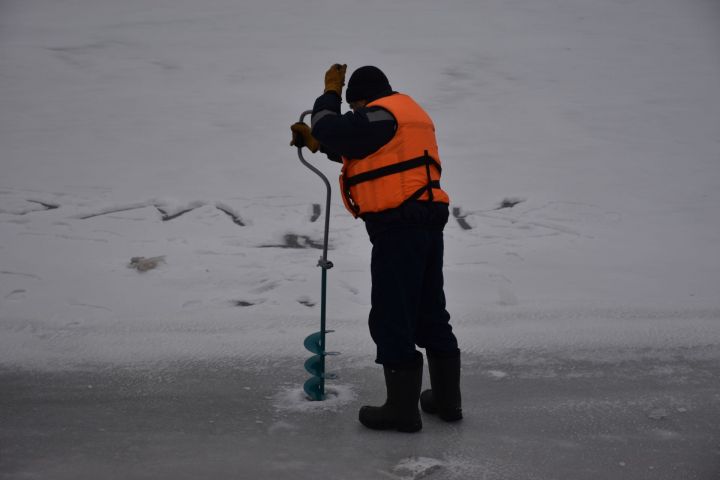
[3, 347, 719, 479]
[1, 0, 719, 478]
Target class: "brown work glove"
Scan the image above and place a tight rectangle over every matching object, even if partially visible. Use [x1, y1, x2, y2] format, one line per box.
[324, 63, 347, 96]
[290, 122, 319, 153]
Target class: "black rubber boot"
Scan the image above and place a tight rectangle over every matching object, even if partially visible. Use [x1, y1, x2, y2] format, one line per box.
[358, 353, 423, 433]
[420, 349, 462, 422]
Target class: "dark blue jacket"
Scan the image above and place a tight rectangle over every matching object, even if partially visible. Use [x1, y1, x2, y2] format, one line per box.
[310, 91, 397, 162]
[309, 91, 448, 238]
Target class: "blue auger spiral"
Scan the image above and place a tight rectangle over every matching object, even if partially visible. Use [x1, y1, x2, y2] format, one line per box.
[296, 109, 337, 401]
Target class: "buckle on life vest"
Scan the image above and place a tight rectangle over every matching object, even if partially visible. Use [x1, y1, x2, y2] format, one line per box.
[340, 172, 361, 218]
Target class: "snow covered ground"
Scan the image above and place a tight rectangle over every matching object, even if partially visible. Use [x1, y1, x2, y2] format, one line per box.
[1, 0, 719, 478]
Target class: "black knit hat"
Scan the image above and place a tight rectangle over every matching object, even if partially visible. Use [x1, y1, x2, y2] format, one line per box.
[345, 66, 393, 103]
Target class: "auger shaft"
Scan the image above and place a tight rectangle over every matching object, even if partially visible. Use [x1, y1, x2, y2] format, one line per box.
[297, 109, 334, 401]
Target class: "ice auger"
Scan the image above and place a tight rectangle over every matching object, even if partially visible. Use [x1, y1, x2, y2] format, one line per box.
[295, 110, 336, 401]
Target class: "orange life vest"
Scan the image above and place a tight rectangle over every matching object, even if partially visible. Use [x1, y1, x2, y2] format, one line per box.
[340, 93, 450, 217]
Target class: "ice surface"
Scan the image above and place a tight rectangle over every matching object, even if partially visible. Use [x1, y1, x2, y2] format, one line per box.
[1, 0, 719, 478]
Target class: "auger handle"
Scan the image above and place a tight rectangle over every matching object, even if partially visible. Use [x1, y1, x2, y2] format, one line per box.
[296, 110, 331, 269]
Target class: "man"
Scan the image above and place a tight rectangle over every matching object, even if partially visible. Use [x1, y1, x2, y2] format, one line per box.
[290, 64, 461, 433]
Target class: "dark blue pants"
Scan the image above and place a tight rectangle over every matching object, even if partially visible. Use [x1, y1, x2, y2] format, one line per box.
[367, 225, 459, 367]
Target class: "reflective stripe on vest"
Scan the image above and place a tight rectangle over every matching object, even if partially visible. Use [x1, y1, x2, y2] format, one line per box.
[340, 93, 450, 217]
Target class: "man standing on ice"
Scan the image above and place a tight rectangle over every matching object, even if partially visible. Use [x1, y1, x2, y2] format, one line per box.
[290, 64, 461, 433]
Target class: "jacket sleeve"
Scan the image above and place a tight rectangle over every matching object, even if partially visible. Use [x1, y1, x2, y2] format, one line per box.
[310, 92, 396, 161]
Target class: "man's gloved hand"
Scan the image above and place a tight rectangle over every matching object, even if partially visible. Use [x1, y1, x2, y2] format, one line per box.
[290, 122, 319, 153]
[324, 63, 347, 97]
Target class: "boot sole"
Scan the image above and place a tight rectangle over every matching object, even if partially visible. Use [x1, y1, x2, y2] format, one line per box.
[359, 419, 423, 433]
[438, 411, 463, 422]
[358, 408, 422, 433]
[396, 422, 422, 433]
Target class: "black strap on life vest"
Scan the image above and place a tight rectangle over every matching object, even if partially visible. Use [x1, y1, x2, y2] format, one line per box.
[343, 150, 442, 215]
[344, 151, 441, 188]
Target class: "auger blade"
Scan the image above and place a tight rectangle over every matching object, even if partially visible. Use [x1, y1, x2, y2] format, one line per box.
[303, 331, 323, 355]
[304, 354, 324, 377]
[303, 376, 325, 401]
